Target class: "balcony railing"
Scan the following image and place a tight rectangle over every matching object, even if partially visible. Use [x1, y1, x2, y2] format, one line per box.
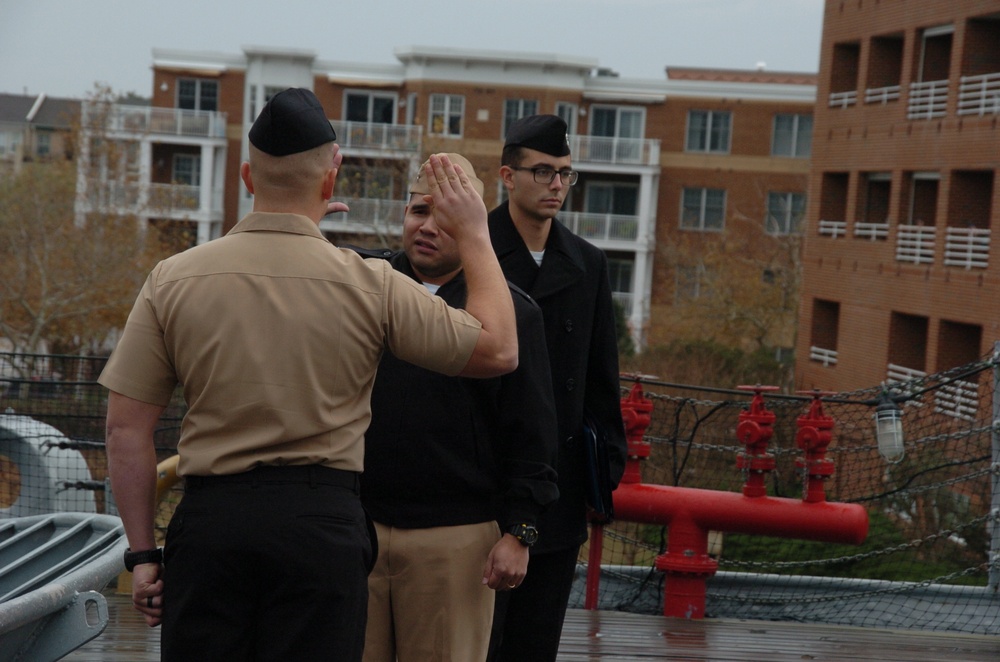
[854, 221, 889, 240]
[944, 227, 990, 269]
[80, 179, 221, 217]
[907, 79, 949, 120]
[329, 121, 422, 153]
[568, 135, 660, 166]
[934, 378, 979, 422]
[828, 90, 857, 108]
[86, 104, 228, 139]
[560, 211, 640, 242]
[895, 225, 936, 264]
[319, 197, 406, 235]
[817, 219, 847, 238]
[958, 72, 1000, 116]
[809, 346, 838, 367]
[612, 292, 634, 317]
[865, 85, 901, 105]
[887, 363, 927, 406]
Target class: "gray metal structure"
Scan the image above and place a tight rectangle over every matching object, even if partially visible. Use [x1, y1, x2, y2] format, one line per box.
[0, 514, 127, 662]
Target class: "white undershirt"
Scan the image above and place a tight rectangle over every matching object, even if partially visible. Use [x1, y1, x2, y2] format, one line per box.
[423, 283, 441, 295]
[530, 250, 545, 267]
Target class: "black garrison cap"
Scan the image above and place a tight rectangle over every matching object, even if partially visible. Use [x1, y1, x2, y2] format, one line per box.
[503, 114, 571, 157]
[248, 88, 337, 156]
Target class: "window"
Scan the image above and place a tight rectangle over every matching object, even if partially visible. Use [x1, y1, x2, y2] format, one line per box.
[772, 114, 812, 157]
[0, 130, 22, 156]
[810, 299, 840, 365]
[686, 110, 731, 153]
[586, 183, 638, 216]
[345, 92, 395, 124]
[860, 172, 892, 223]
[591, 106, 643, 138]
[608, 258, 633, 294]
[503, 99, 539, 138]
[680, 187, 725, 231]
[766, 192, 806, 235]
[173, 154, 200, 186]
[675, 263, 706, 302]
[177, 78, 218, 111]
[555, 102, 578, 135]
[429, 94, 464, 137]
[341, 165, 395, 200]
[36, 132, 51, 157]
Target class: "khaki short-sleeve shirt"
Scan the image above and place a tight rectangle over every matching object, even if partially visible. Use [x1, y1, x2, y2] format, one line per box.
[99, 212, 480, 476]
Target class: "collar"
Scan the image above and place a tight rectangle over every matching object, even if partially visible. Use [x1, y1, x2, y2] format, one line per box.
[227, 212, 328, 241]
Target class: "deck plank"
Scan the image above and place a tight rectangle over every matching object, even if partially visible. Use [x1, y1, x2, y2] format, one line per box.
[63, 593, 1000, 661]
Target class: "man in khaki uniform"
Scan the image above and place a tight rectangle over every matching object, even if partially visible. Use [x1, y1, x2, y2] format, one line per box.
[99, 88, 517, 662]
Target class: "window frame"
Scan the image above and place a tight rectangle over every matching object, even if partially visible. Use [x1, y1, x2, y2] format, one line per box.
[177, 78, 219, 112]
[685, 110, 732, 154]
[502, 98, 540, 138]
[772, 113, 813, 158]
[766, 191, 807, 235]
[429, 94, 465, 137]
[680, 187, 726, 231]
[344, 90, 397, 124]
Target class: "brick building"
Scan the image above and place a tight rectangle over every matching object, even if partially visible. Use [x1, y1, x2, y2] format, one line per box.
[77, 45, 815, 350]
[796, 0, 1000, 398]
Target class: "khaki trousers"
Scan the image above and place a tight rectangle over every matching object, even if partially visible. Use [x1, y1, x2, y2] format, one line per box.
[364, 520, 500, 662]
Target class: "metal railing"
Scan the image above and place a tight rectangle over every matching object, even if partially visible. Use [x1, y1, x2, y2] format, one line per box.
[958, 72, 1000, 116]
[85, 103, 228, 140]
[828, 90, 858, 108]
[809, 346, 838, 367]
[319, 197, 406, 236]
[568, 135, 660, 166]
[329, 121, 422, 153]
[907, 79, 949, 120]
[865, 85, 901, 105]
[561, 211, 640, 242]
[817, 219, 847, 238]
[895, 225, 936, 264]
[854, 221, 889, 240]
[944, 227, 990, 270]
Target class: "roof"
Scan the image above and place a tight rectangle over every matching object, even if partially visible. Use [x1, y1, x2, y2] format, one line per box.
[0, 93, 79, 129]
[666, 66, 818, 86]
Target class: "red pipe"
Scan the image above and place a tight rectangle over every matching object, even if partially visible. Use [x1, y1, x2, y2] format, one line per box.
[613, 482, 869, 618]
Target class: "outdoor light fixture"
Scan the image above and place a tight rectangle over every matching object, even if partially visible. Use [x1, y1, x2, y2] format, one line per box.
[874, 390, 905, 463]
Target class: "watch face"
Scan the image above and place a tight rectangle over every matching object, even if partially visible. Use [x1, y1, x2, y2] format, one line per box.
[510, 524, 538, 546]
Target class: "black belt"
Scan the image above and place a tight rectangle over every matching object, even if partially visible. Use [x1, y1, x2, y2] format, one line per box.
[184, 464, 360, 492]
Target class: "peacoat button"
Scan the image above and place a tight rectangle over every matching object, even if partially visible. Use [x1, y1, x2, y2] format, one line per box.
[565, 378, 575, 391]
[565, 319, 573, 332]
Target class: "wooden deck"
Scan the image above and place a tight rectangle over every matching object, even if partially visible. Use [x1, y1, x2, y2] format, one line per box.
[64, 593, 1000, 661]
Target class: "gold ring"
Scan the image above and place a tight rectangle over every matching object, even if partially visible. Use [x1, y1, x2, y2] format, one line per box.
[507, 583, 516, 589]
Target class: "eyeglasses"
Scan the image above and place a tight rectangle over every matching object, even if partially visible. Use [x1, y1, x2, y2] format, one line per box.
[510, 166, 579, 186]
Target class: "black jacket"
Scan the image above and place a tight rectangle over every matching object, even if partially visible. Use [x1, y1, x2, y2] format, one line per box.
[360, 249, 559, 531]
[489, 201, 627, 552]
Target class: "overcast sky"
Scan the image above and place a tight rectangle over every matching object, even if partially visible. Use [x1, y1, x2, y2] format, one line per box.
[1, 0, 825, 99]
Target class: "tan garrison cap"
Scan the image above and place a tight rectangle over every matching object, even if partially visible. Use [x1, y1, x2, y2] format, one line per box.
[410, 153, 485, 198]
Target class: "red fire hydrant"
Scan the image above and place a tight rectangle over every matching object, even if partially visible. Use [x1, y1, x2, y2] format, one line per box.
[795, 390, 837, 503]
[620, 381, 653, 485]
[735, 385, 778, 497]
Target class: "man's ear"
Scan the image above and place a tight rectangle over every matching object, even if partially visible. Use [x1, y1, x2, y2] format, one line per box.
[321, 167, 336, 201]
[499, 165, 515, 191]
[240, 162, 254, 194]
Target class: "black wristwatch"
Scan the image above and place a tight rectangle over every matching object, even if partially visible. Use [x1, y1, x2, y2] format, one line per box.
[506, 523, 539, 547]
[123, 547, 163, 572]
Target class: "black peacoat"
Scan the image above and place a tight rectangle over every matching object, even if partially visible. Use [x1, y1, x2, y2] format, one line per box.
[489, 201, 628, 553]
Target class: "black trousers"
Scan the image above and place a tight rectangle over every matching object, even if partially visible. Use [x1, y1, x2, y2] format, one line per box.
[490, 546, 578, 662]
[161, 465, 371, 662]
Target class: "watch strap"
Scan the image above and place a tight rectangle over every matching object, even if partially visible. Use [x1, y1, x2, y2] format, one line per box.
[123, 547, 163, 572]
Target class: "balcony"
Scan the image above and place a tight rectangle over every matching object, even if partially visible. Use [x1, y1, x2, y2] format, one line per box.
[943, 227, 989, 269]
[958, 72, 1000, 116]
[78, 179, 221, 220]
[560, 211, 640, 244]
[87, 104, 228, 140]
[907, 79, 948, 120]
[329, 121, 421, 154]
[895, 225, 936, 264]
[318, 197, 406, 236]
[933, 378, 979, 422]
[568, 135, 660, 167]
